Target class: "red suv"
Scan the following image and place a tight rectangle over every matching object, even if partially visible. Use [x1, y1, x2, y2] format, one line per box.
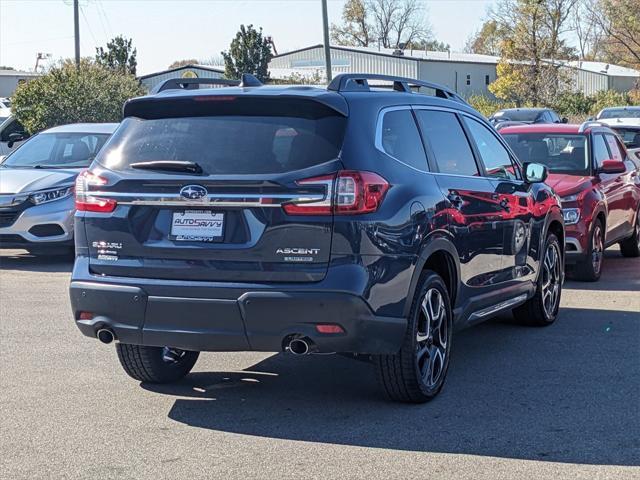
[501, 122, 640, 281]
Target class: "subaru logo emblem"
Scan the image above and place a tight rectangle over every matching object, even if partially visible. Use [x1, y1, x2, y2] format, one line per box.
[180, 185, 208, 200]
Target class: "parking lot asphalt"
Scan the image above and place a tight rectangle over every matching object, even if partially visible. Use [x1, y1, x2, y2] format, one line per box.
[0, 248, 638, 480]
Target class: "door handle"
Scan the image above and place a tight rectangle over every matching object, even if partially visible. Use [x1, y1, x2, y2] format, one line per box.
[447, 193, 463, 209]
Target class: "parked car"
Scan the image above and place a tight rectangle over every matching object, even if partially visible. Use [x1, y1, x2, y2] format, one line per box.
[501, 122, 640, 281]
[594, 106, 640, 120]
[69, 74, 564, 403]
[598, 117, 640, 151]
[0, 97, 10, 109]
[0, 116, 29, 156]
[0, 122, 118, 253]
[489, 108, 567, 126]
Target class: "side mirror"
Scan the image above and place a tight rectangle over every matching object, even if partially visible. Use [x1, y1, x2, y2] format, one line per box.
[599, 159, 626, 174]
[524, 162, 548, 183]
[561, 117, 568, 124]
[6, 132, 24, 149]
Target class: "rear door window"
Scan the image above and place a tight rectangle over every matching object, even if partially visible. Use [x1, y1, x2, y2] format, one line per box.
[414, 110, 479, 176]
[98, 115, 345, 175]
[379, 109, 428, 171]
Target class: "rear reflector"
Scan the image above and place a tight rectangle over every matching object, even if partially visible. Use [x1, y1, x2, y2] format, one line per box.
[315, 324, 345, 334]
[283, 170, 389, 216]
[78, 311, 94, 320]
[75, 170, 117, 213]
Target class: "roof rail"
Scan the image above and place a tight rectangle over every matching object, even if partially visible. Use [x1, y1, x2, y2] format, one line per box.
[151, 77, 240, 94]
[578, 120, 606, 133]
[327, 73, 469, 105]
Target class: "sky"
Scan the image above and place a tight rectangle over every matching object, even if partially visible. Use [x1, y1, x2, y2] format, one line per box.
[0, 0, 496, 76]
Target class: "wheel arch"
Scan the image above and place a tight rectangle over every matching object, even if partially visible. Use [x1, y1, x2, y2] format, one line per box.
[403, 235, 460, 318]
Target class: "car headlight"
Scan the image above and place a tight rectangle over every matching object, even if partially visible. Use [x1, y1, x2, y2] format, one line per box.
[561, 194, 579, 203]
[563, 208, 580, 225]
[29, 186, 74, 205]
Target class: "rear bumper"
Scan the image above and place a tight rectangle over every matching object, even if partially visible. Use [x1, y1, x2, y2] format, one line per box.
[69, 260, 407, 355]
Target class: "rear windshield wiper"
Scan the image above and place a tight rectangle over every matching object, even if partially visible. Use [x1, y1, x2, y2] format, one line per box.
[129, 160, 204, 175]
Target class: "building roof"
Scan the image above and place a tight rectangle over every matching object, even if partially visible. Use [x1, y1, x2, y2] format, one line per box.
[43, 123, 119, 135]
[137, 64, 224, 80]
[567, 61, 640, 77]
[274, 44, 640, 78]
[0, 69, 40, 77]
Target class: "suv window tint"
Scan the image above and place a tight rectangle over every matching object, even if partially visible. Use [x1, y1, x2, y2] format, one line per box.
[414, 110, 479, 176]
[464, 117, 519, 180]
[604, 134, 624, 162]
[98, 115, 345, 175]
[379, 109, 428, 171]
[592, 134, 610, 168]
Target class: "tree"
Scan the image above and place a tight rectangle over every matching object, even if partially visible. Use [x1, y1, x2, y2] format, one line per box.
[168, 59, 199, 69]
[11, 59, 145, 133]
[221, 25, 272, 82]
[586, 0, 640, 69]
[489, 0, 578, 106]
[464, 20, 505, 56]
[330, 0, 432, 49]
[96, 35, 137, 75]
[331, 0, 372, 46]
[407, 39, 450, 52]
[0, 65, 15, 71]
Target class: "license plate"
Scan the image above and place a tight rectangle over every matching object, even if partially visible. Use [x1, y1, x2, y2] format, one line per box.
[171, 211, 224, 242]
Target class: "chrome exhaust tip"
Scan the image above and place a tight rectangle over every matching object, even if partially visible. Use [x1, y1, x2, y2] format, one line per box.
[288, 338, 310, 355]
[96, 328, 115, 344]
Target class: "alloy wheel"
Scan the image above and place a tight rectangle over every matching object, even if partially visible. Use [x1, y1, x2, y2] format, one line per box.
[592, 224, 604, 276]
[416, 288, 449, 389]
[541, 242, 562, 318]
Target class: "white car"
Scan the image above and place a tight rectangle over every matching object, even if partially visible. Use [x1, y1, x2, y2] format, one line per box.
[599, 117, 640, 161]
[0, 122, 118, 253]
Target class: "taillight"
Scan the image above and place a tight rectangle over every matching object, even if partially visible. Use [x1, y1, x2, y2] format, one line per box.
[283, 171, 389, 215]
[75, 170, 117, 213]
[334, 171, 389, 214]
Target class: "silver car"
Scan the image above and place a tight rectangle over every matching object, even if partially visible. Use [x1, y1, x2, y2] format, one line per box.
[0, 123, 118, 253]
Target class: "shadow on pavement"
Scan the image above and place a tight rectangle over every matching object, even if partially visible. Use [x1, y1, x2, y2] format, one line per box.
[143, 307, 640, 467]
[0, 250, 73, 273]
[564, 249, 640, 291]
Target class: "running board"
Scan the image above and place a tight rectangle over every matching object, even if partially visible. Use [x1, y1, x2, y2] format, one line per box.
[468, 294, 528, 323]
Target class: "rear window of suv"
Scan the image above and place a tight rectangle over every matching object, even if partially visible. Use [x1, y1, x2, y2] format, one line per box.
[97, 114, 345, 175]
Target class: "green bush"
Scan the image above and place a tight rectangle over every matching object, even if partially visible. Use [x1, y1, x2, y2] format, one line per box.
[590, 90, 632, 115]
[552, 92, 595, 118]
[11, 59, 145, 134]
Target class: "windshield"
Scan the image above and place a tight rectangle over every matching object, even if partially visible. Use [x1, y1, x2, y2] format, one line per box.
[611, 127, 640, 149]
[503, 133, 589, 175]
[98, 114, 346, 175]
[598, 108, 640, 119]
[1, 132, 111, 169]
[494, 110, 541, 122]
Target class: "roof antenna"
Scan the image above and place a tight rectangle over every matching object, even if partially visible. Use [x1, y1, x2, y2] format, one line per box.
[240, 73, 263, 87]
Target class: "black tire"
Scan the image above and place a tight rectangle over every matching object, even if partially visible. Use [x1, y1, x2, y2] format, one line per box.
[374, 270, 453, 403]
[513, 233, 562, 326]
[116, 344, 199, 383]
[574, 218, 604, 282]
[619, 211, 640, 258]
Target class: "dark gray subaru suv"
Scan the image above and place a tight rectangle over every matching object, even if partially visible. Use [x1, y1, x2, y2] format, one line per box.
[70, 74, 564, 403]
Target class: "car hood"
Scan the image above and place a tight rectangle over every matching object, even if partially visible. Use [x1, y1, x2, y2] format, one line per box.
[545, 173, 593, 197]
[0, 168, 79, 194]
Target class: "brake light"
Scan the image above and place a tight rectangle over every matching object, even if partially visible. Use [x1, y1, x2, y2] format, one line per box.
[283, 171, 389, 215]
[75, 170, 117, 213]
[282, 174, 335, 215]
[335, 171, 389, 214]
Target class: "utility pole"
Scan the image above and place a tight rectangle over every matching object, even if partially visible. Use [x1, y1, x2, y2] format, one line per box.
[321, 0, 332, 82]
[73, 0, 80, 67]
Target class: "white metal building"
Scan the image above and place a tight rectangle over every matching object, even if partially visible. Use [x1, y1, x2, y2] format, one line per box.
[138, 64, 225, 92]
[0, 70, 41, 97]
[269, 45, 640, 97]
